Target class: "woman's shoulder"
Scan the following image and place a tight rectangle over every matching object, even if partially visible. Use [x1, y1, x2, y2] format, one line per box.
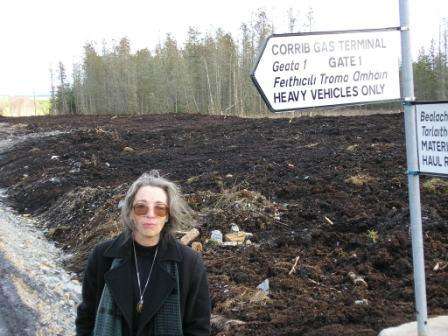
[90, 232, 129, 259]
[171, 239, 205, 269]
[179, 242, 199, 257]
[92, 239, 115, 254]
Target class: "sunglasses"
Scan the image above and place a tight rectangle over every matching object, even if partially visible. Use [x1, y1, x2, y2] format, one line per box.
[132, 203, 169, 217]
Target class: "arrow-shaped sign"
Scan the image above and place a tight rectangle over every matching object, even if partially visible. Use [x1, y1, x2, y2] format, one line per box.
[251, 29, 402, 112]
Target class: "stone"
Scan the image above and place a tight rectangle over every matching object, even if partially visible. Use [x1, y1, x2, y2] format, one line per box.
[354, 299, 368, 305]
[210, 230, 223, 244]
[257, 278, 269, 293]
[122, 146, 135, 153]
[230, 223, 239, 232]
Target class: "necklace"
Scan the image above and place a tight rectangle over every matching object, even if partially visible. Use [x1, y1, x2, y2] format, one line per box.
[132, 239, 159, 313]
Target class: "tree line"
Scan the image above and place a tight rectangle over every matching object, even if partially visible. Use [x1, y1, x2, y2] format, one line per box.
[413, 23, 448, 101]
[51, 11, 448, 116]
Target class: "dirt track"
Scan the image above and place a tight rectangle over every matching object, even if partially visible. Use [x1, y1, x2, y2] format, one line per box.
[0, 113, 447, 335]
[0, 126, 81, 336]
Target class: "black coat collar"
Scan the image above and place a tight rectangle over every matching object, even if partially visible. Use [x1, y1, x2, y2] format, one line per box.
[103, 231, 183, 262]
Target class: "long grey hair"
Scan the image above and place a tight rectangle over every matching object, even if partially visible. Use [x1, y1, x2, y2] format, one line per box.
[120, 170, 194, 245]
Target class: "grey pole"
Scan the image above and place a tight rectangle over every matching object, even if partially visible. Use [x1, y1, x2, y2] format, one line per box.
[399, 1, 428, 335]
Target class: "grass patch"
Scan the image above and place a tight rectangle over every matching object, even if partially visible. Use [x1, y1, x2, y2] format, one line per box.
[345, 174, 376, 186]
[422, 178, 448, 195]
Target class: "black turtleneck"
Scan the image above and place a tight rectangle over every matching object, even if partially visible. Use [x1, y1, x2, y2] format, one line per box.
[130, 240, 159, 335]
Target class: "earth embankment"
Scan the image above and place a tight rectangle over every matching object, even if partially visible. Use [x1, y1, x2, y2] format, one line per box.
[0, 113, 446, 335]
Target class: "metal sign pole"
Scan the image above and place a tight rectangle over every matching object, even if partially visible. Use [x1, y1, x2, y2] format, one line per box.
[399, 0, 428, 335]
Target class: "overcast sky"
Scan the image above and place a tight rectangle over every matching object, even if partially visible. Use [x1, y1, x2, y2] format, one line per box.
[1, 0, 447, 96]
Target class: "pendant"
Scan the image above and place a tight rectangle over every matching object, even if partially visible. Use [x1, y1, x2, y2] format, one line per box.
[136, 300, 143, 313]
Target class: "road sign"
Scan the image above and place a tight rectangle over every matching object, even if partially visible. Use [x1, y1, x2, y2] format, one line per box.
[251, 29, 401, 112]
[415, 102, 448, 176]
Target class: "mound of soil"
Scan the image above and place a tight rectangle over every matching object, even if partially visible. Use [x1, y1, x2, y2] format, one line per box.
[0, 112, 446, 335]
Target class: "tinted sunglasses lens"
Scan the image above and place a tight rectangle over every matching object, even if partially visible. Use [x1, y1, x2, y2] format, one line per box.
[133, 204, 148, 215]
[154, 205, 169, 217]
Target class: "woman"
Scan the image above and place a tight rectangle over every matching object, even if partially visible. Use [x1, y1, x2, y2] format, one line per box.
[75, 171, 211, 336]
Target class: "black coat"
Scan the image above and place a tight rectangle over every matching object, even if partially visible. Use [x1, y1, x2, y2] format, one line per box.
[75, 232, 211, 336]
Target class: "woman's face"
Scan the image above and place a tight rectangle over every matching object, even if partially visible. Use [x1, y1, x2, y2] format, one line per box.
[131, 185, 169, 246]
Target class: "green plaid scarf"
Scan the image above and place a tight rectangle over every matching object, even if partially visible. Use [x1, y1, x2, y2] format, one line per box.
[93, 258, 183, 336]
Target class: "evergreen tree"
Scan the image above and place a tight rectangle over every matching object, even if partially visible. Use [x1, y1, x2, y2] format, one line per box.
[50, 12, 448, 116]
[183, 27, 204, 114]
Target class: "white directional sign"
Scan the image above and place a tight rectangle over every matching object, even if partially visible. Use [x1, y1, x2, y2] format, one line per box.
[415, 102, 448, 175]
[251, 29, 401, 112]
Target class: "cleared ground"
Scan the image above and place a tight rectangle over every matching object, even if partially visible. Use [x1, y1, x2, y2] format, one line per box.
[0, 113, 447, 335]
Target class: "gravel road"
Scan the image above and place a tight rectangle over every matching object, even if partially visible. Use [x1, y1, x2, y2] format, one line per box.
[0, 123, 81, 335]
